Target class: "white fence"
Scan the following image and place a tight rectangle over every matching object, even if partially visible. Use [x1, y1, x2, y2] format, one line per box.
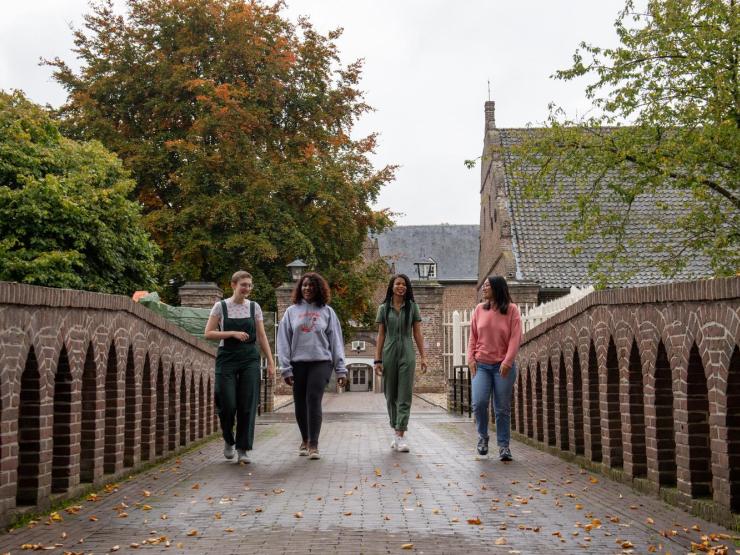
[443, 286, 594, 371]
[520, 285, 593, 333]
[442, 309, 472, 377]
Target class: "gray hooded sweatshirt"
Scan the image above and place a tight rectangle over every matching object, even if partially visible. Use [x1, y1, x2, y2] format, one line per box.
[277, 301, 347, 379]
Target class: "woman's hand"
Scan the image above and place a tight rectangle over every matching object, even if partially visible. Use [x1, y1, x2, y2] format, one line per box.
[337, 376, 347, 388]
[420, 356, 428, 372]
[232, 331, 249, 341]
[500, 363, 511, 378]
[266, 362, 275, 378]
[468, 360, 477, 378]
[374, 362, 383, 376]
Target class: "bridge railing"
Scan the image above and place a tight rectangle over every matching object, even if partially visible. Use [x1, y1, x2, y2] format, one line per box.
[510, 277, 739, 524]
[0, 282, 219, 527]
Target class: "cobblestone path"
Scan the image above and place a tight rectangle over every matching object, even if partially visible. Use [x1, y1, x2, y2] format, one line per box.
[1, 393, 735, 554]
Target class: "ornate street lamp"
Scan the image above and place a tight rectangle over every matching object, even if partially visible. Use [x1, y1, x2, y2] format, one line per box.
[413, 257, 436, 280]
[286, 259, 308, 281]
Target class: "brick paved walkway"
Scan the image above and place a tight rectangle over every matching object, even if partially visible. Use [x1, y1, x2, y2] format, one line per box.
[1, 393, 735, 554]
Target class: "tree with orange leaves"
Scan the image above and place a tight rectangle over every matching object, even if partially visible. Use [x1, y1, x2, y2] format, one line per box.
[47, 0, 394, 327]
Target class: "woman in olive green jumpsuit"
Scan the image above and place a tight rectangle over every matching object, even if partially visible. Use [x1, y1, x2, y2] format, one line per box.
[374, 274, 427, 453]
[205, 271, 275, 464]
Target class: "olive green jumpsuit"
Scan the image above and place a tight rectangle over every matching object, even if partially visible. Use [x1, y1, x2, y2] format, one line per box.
[377, 301, 421, 431]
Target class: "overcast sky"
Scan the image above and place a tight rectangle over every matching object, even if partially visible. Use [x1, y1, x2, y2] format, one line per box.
[1, 0, 627, 226]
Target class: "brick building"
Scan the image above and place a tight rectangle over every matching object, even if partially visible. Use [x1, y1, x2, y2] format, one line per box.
[477, 101, 714, 305]
[345, 225, 480, 392]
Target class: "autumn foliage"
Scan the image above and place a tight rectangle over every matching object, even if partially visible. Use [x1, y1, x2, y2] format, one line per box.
[47, 0, 394, 316]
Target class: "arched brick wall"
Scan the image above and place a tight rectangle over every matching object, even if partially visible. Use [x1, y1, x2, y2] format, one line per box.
[0, 282, 217, 526]
[511, 277, 740, 513]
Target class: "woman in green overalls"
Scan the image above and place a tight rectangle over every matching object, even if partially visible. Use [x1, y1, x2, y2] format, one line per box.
[205, 271, 275, 464]
[374, 274, 428, 453]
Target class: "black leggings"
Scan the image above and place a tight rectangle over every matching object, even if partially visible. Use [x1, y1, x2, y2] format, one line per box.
[292, 360, 332, 447]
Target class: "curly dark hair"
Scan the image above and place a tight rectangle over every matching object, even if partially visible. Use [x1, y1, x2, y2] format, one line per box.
[291, 272, 331, 307]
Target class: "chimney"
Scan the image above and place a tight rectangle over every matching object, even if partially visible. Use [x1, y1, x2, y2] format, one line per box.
[484, 101, 496, 129]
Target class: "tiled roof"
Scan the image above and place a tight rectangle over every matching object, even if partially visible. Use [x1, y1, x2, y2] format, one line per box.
[497, 129, 714, 288]
[373, 225, 479, 281]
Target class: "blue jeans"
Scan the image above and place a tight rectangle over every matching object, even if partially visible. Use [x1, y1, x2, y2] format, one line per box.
[472, 361, 517, 447]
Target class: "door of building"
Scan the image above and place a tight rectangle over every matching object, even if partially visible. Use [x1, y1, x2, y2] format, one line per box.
[347, 363, 372, 392]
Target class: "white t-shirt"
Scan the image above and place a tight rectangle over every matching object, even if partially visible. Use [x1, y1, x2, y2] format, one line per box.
[209, 298, 264, 347]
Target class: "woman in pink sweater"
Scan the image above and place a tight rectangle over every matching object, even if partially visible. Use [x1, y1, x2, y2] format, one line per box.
[466, 276, 522, 461]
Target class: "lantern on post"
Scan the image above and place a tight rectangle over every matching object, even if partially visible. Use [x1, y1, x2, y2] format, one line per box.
[286, 259, 308, 282]
[413, 257, 436, 280]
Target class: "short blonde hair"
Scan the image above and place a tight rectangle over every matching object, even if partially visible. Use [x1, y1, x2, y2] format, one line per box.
[230, 270, 253, 284]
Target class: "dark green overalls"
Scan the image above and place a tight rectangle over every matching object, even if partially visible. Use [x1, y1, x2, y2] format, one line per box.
[215, 300, 261, 451]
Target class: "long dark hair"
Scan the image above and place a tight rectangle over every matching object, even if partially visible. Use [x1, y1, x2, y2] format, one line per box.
[483, 275, 512, 314]
[291, 272, 331, 307]
[381, 274, 415, 330]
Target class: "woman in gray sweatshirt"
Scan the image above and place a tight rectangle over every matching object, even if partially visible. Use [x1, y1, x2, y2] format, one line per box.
[277, 272, 347, 459]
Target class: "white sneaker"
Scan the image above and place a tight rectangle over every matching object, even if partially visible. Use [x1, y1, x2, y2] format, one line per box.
[237, 449, 250, 464]
[390, 436, 398, 451]
[224, 441, 235, 460]
[396, 437, 410, 453]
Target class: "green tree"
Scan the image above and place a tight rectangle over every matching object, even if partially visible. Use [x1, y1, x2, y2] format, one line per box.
[503, 0, 739, 283]
[0, 90, 160, 294]
[47, 0, 394, 317]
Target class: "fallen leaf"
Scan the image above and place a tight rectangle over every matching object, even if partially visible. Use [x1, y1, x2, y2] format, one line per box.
[186, 530, 198, 537]
[255, 507, 263, 513]
[451, 517, 460, 523]
[589, 477, 599, 484]
[646, 517, 655, 525]
[111, 546, 120, 552]
[401, 544, 413, 550]
[294, 512, 303, 518]
[141, 505, 153, 511]
[374, 468, 382, 477]
[88, 516, 98, 522]
[224, 528, 234, 532]
[343, 511, 353, 516]
[191, 483, 200, 490]
[142, 490, 151, 497]
[467, 517, 482, 525]
[621, 541, 634, 549]
[494, 537, 506, 545]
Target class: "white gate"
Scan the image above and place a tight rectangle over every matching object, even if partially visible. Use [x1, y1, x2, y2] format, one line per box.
[442, 309, 472, 377]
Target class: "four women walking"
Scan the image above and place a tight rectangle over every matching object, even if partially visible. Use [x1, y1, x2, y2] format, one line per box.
[209, 268, 520, 463]
[374, 274, 427, 452]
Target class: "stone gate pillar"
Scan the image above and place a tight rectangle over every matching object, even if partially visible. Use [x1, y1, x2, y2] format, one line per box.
[178, 282, 223, 308]
[413, 280, 444, 392]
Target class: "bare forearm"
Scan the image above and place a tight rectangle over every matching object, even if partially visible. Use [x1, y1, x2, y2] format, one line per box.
[204, 330, 235, 341]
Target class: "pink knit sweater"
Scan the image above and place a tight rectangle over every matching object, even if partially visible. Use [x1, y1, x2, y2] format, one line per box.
[466, 302, 523, 367]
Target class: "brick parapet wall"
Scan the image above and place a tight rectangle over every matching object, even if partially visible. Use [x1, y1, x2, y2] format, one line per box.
[449, 277, 740, 518]
[0, 282, 223, 527]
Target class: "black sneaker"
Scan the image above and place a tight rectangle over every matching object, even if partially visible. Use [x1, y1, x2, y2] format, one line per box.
[476, 437, 489, 457]
[499, 446, 512, 462]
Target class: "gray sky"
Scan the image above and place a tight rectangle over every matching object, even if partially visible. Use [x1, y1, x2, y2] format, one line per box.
[0, 0, 626, 225]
